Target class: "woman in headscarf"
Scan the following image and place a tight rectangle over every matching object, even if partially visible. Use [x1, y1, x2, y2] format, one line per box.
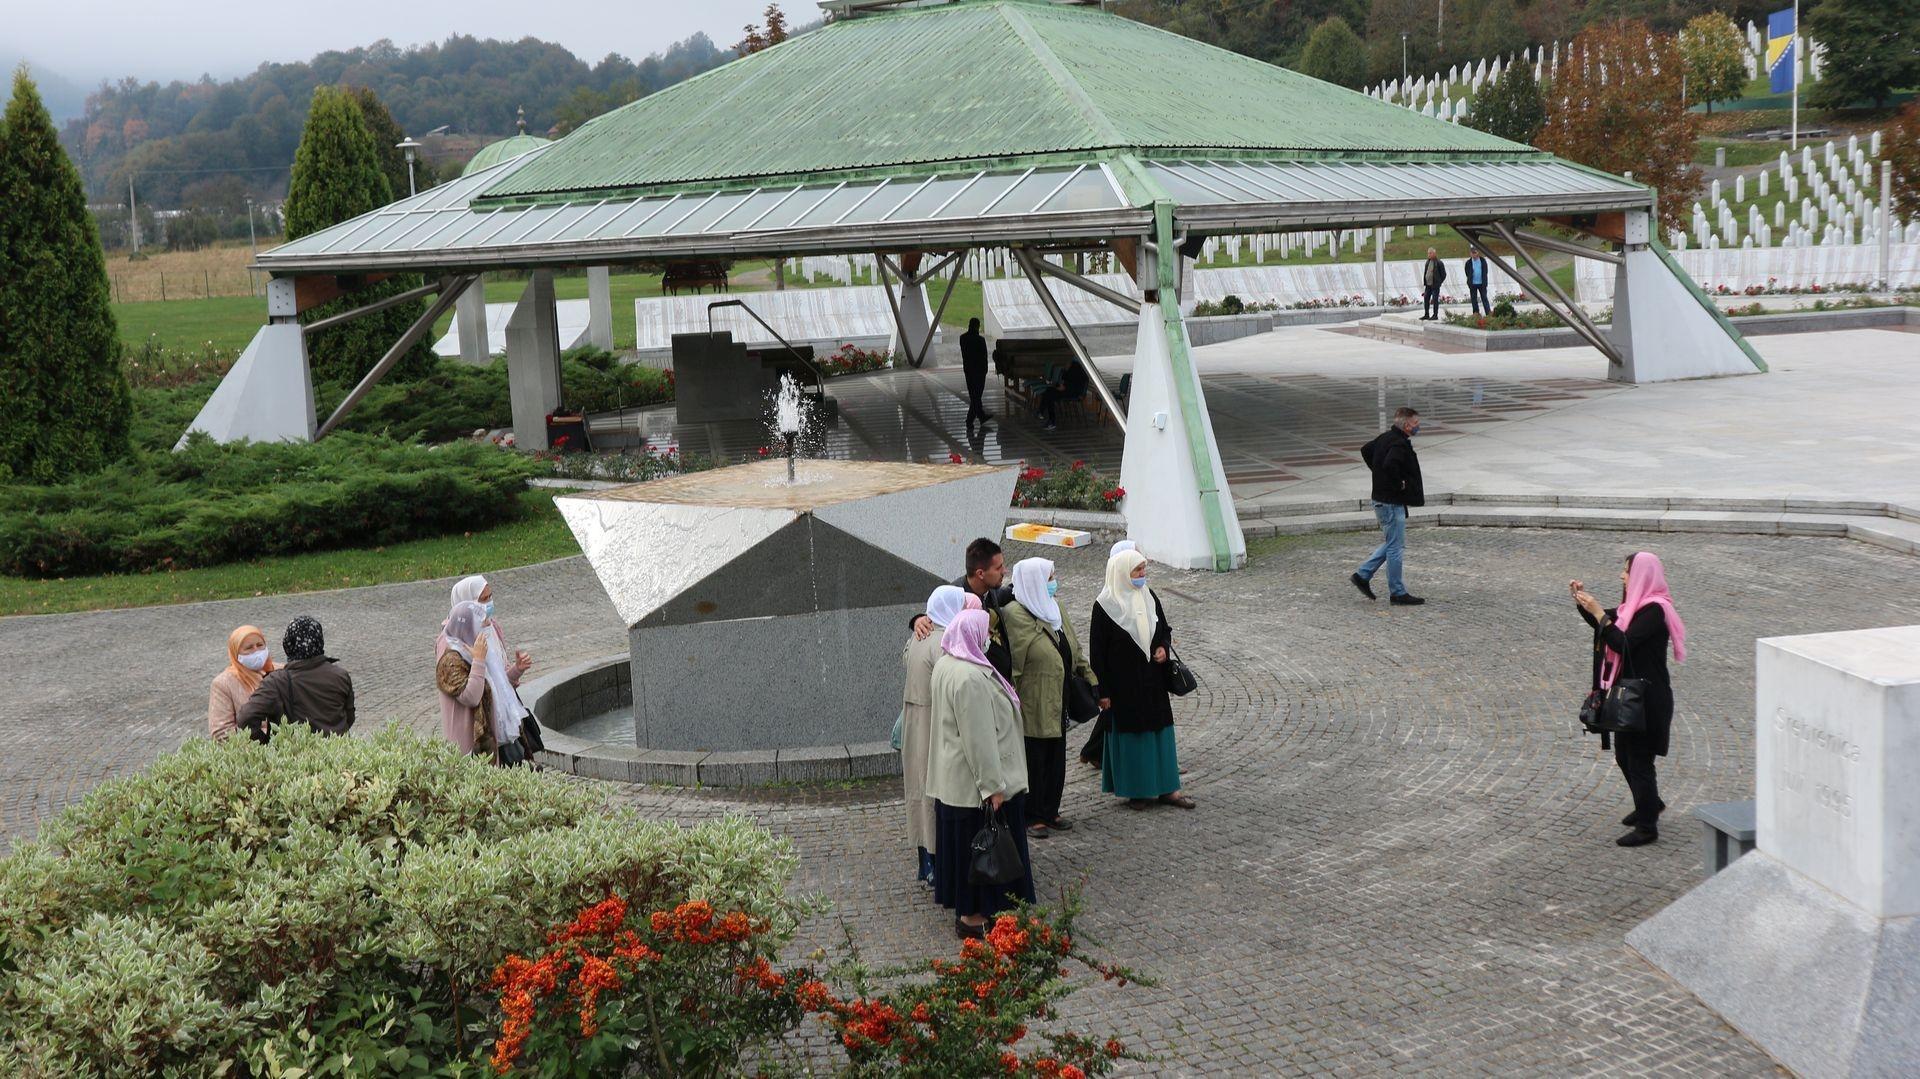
[438, 575, 532, 686]
[1003, 557, 1099, 839]
[1572, 551, 1687, 847]
[925, 608, 1034, 939]
[1089, 549, 1194, 810]
[208, 625, 274, 740]
[900, 585, 980, 886]
[236, 616, 356, 741]
[1078, 540, 1140, 767]
[437, 600, 499, 759]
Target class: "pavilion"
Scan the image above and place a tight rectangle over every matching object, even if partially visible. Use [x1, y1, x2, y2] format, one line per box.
[199, 0, 1764, 571]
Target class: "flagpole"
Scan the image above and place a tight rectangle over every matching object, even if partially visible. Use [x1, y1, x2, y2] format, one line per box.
[1790, 0, 1800, 150]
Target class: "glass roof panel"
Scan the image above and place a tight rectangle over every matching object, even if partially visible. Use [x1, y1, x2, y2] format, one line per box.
[552, 200, 631, 243]
[478, 205, 565, 247]
[842, 179, 923, 224]
[712, 186, 802, 231]
[988, 168, 1078, 215]
[789, 182, 884, 228]
[753, 183, 843, 230]
[665, 190, 753, 234]
[886, 173, 976, 220]
[1038, 167, 1122, 213]
[1143, 165, 1224, 204]
[939, 171, 1022, 217]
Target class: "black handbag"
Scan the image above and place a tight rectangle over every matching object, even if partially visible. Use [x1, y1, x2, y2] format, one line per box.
[1596, 678, 1649, 734]
[519, 711, 547, 755]
[1578, 688, 1607, 733]
[1164, 646, 1198, 697]
[1066, 675, 1101, 726]
[968, 804, 1027, 887]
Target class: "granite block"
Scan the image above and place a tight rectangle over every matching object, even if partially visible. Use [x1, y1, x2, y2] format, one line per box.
[847, 741, 901, 779]
[777, 744, 852, 783]
[699, 749, 781, 787]
[574, 745, 646, 782]
[632, 749, 706, 785]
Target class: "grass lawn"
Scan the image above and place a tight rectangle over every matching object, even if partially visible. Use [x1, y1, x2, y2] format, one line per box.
[0, 488, 580, 617]
[116, 295, 270, 354]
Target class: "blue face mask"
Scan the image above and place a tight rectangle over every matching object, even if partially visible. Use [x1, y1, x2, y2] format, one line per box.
[1128, 576, 1147, 589]
[1046, 580, 1059, 597]
[483, 600, 495, 619]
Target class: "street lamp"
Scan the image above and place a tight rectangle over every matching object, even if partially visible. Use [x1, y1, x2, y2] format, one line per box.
[396, 136, 422, 197]
[244, 195, 258, 296]
[1401, 31, 1410, 84]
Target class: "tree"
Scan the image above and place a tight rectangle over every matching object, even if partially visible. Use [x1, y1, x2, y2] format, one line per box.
[1806, 0, 1920, 109]
[736, 4, 790, 56]
[285, 85, 434, 385]
[343, 85, 434, 199]
[1676, 13, 1748, 112]
[1887, 100, 1920, 218]
[1299, 17, 1368, 88]
[1465, 60, 1546, 144]
[0, 68, 132, 482]
[1469, 0, 1530, 61]
[1536, 20, 1702, 235]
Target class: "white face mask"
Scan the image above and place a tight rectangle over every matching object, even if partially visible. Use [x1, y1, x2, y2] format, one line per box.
[238, 648, 269, 671]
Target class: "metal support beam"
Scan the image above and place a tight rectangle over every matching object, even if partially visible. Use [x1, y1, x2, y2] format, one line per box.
[1029, 256, 1142, 314]
[1455, 227, 1620, 366]
[874, 252, 908, 356]
[1508, 227, 1624, 266]
[316, 276, 475, 438]
[299, 277, 448, 335]
[911, 253, 965, 369]
[904, 249, 963, 288]
[1011, 247, 1126, 429]
[1487, 221, 1621, 365]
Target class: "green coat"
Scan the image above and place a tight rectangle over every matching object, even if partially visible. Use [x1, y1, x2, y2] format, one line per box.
[1002, 600, 1096, 740]
[925, 655, 1027, 807]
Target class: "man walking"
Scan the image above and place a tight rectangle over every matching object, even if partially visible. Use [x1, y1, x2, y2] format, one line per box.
[1464, 251, 1491, 315]
[1420, 247, 1447, 320]
[959, 317, 991, 427]
[1350, 407, 1426, 606]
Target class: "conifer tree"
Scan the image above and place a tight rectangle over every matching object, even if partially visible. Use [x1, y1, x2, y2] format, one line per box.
[1465, 60, 1546, 145]
[1299, 17, 1368, 89]
[0, 68, 132, 482]
[285, 85, 434, 385]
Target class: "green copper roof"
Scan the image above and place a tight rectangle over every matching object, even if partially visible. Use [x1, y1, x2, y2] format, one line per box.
[482, 0, 1526, 202]
[463, 133, 552, 177]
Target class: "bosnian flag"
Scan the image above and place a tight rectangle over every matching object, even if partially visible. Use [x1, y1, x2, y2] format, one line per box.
[1767, 8, 1797, 95]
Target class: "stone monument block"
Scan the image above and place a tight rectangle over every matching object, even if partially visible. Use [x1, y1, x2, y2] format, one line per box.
[1628, 625, 1920, 1079]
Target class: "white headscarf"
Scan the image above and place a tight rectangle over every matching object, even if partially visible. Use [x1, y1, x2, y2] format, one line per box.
[446, 598, 526, 742]
[925, 585, 970, 628]
[1110, 539, 1137, 559]
[1096, 550, 1157, 658]
[450, 574, 487, 609]
[1010, 557, 1062, 632]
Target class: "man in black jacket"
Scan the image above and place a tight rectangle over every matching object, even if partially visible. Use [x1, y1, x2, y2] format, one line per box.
[1350, 407, 1426, 606]
[959, 318, 991, 427]
[910, 536, 1014, 678]
[1420, 247, 1447, 320]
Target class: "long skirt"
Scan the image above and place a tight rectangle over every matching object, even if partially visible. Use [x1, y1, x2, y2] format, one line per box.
[1024, 736, 1067, 825]
[932, 794, 1036, 918]
[1102, 726, 1181, 799]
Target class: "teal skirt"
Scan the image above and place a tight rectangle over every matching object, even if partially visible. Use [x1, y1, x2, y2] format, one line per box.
[1101, 726, 1181, 799]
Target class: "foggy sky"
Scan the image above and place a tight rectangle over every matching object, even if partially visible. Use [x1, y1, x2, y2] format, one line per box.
[11, 0, 786, 87]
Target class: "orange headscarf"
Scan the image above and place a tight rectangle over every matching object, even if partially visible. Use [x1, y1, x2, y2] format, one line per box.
[226, 625, 275, 693]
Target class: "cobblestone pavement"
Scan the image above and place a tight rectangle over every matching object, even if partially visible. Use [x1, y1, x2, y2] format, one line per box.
[6, 528, 1918, 1074]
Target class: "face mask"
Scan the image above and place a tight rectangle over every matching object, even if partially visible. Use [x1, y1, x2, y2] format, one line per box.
[1129, 576, 1147, 589]
[238, 648, 269, 671]
[1046, 580, 1059, 597]
[482, 601, 495, 619]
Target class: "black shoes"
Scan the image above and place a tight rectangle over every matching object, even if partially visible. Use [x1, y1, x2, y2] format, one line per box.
[955, 917, 987, 940]
[1616, 828, 1658, 847]
[1389, 593, 1426, 606]
[1349, 573, 1376, 600]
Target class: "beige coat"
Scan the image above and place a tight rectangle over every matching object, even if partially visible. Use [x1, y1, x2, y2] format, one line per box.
[925, 655, 1027, 808]
[900, 629, 945, 852]
[207, 668, 254, 740]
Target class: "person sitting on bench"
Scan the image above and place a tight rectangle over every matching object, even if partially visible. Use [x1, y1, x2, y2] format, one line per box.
[1038, 362, 1089, 431]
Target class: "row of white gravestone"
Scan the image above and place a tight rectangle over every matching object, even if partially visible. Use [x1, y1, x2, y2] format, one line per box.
[1679, 137, 1906, 252]
[1574, 241, 1920, 302]
[1368, 29, 1825, 107]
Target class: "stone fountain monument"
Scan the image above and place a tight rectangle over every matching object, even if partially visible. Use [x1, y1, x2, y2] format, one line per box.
[550, 397, 1015, 781]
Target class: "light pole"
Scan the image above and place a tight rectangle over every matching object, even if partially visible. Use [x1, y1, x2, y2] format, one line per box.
[244, 195, 259, 295]
[1401, 31, 1410, 85]
[396, 137, 422, 197]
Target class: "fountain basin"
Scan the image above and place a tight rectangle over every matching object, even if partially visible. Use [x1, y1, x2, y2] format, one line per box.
[556, 459, 1017, 761]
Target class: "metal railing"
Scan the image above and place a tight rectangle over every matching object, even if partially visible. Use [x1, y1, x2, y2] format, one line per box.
[706, 298, 827, 396]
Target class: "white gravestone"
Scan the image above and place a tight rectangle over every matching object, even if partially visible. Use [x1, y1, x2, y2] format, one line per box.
[1628, 625, 1920, 1079]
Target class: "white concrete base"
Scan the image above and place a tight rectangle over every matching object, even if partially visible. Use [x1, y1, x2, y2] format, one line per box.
[453, 284, 489, 366]
[506, 272, 562, 451]
[889, 271, 938, 367]
[1610, 246, 1765, 383]
[1117, 303, 1246, 571]
[178, 322, 314, 447]
[435, 298, 591, 360]
[587, 266, 613, 351]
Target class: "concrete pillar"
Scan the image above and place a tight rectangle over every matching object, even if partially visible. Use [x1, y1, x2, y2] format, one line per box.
[455, 282, 490, 366]
[889, 280, 937, 367]
[180, 319, 315, 446]
[506, 271, 562, 450]
[586, 266, 614, 351]
[1609, 211, 1766, 384]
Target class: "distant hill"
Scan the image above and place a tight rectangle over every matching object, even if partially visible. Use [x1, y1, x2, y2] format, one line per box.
[3, 56, 87, 124]
[60, 32, 730, 207]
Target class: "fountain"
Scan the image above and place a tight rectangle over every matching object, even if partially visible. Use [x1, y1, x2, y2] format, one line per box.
[538, 393, 1018, 785]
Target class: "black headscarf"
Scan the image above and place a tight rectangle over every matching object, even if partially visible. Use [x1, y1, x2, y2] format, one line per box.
[283, 616, 326, 661]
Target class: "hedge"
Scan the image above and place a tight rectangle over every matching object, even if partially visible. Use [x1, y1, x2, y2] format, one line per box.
[0, 433, 539, 578]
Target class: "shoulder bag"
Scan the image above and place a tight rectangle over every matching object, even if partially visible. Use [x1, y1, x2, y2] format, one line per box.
[1590, 624, 1648, 735]
[1164, 646, 1199, 697]
[968, 803, 1027, 886]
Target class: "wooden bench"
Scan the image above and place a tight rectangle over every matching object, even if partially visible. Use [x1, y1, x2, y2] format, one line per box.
[662, 260, 731, 295]
[992, 340, 1073, 416]
[1694, 799, 1756, 879]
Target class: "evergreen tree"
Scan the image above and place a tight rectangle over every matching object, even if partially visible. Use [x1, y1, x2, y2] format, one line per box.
[285, 85, 434, 386]
[0, 68, 132, 482]
[1887, 99, 1920, 218]
[1468, 0, 1529, 61]
[1299, 16, 1368, 88]
[344, 85, 434, 199]
[1806, 0, 1920, 109]
[1465, 58, 1546, 144]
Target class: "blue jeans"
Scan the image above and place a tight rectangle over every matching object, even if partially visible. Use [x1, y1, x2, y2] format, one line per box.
[1356, 501, 1408, 596]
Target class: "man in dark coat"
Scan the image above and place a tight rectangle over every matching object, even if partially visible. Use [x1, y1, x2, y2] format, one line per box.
[1464, 252, 1491, 315]
[237, 615, 357, 741]
[1349, 407, 1426, 606]
[1420, 247, 1447, 320]
[959, 318, 991, 427]
[910, 536, 1013, 679]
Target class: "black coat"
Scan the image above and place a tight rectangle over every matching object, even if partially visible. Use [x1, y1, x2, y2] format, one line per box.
[1580, 602, 1674, 756]
[1361, 427, 1424, 507]
[1087, 594, 1174, 735]
[237, 656, 356, 741]
[1423, 257, 1447, 289]
[959, 330, 988, 370]
[955, 575, 1014, 680]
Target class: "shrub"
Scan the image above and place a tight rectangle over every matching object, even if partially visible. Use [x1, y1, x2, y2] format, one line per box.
[324, 352, 675, 444]
[1011, 460, 1124, 512]
[0, 433, 539, 577]
[0, 726, 806, 1076]
[537, 445, 716, 484]
[820, 342, 893, 376]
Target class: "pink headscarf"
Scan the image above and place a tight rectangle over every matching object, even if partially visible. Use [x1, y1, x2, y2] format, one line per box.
[941, 608, 1018, 707]
[1601, 551, 1688, 688]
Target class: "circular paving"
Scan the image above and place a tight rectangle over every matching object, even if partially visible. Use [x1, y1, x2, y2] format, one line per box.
[5, 528, 1917, 1073]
